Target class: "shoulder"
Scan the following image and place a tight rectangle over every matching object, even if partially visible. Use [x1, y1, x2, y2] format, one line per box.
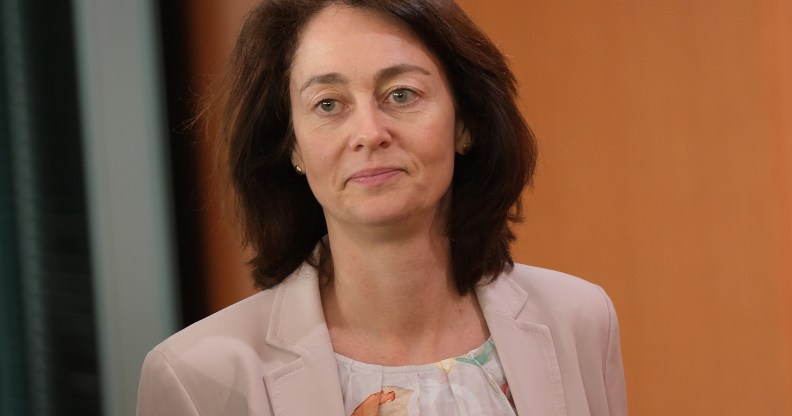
[505, 263, 610, 305]
[143, 262, 324, 373]
[493, 263, 618, 335]
[138, 286, 286, 415]
[137, 262, 331, 414]
[144, 287, 281, 377]
[498, 264, 626, 414]
[160, 287, 278, 353]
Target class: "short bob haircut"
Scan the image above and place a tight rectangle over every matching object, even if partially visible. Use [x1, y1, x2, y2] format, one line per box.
[220, 0, 536, 294]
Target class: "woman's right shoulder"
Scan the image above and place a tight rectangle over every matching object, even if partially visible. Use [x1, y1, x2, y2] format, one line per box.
[137, 288, 282, 415]
[147, 262, 322, 365]
[157, 288, 279, 352]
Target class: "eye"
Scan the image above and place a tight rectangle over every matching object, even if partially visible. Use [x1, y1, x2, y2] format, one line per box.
[386, 88, 417, 105]
[315, 98, 342, 115]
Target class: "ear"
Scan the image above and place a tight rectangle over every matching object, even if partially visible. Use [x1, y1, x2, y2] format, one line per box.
[454, 119, 472, 155]
[291, 145, 306, 174]
[291, 143, 304, 167]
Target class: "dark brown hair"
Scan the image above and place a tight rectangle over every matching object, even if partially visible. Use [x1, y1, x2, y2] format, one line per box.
[221, 0, 536, 294]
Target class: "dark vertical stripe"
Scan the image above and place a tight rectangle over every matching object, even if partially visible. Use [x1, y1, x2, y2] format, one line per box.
[0, 0, 101, 414]
[0, 10, 29, 411]
[158, 0, 210, 326]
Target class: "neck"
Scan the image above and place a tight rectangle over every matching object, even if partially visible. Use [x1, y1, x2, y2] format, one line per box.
[320, 219, 488, 365]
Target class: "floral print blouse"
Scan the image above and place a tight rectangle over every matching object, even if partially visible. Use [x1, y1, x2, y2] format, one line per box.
[335, 339, 517, 416]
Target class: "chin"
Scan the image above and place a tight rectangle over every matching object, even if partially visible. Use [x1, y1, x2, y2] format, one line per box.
[353, 202, 445, 231]
[324, 188, 449, 230]
[352, 208, 414, 227]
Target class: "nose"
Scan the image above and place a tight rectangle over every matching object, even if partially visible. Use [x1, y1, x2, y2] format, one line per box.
[349, 102, 391, 151]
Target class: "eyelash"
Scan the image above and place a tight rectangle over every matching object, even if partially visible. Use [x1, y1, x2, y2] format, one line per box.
[315, 99, 340, 113]
[384, 87, 418, 106]
[311, 87, 419, 115]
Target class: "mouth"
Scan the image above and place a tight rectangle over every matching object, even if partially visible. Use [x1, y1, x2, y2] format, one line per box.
[347, 168, 404, 185]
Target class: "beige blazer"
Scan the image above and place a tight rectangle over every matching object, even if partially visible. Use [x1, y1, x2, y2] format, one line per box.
[137, 263, 627, 415]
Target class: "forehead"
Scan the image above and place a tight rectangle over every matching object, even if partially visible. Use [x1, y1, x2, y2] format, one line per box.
[290, 5, 444, 85]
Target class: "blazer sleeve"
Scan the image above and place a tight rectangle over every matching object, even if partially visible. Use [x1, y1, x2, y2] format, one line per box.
[599, 286, 628, 416]
[137, 349, 200, 416]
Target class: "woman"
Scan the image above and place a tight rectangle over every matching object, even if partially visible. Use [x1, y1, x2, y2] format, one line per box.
[138, 0, 626, 415]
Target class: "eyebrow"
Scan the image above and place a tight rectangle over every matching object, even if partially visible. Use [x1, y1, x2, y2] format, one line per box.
[299, 64, 432, 93]
[299, 72, 349, 93]
[374, 64, 431, 85]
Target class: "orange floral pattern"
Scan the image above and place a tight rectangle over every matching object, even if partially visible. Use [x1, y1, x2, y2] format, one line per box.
[338, 339, 516, 416]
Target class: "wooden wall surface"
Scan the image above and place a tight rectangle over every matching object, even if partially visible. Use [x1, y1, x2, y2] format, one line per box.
[456, 1, 792, 414]
[179, 0, 257, 310]
[177, 1, 792, 414]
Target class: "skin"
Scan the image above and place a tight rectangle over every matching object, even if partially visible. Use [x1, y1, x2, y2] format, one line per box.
[289, 5, 487, 366]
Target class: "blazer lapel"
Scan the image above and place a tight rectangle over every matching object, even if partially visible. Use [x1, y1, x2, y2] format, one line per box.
[477, 274, 569, 416]
[263, 264, 346, 415]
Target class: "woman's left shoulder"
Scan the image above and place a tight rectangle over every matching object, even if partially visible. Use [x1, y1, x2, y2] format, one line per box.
[506, 263, 612, 301]
[485, 264, 627, 415]
[492, 263, 618, 325]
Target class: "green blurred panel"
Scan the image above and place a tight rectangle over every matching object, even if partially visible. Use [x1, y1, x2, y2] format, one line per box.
[72, 0, 180, 414]
[1, 0, 101, 414]
[0, 30, 28, 415]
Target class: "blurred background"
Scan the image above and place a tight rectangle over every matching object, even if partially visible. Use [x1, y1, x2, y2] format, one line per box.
[0, 0, 789, 415]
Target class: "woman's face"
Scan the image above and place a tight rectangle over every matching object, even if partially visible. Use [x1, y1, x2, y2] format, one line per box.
[289, 5, 464, 231]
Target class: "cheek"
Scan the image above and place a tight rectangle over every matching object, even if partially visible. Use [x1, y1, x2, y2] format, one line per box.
[292, 117, 346, 168]
[292, 122, 327, 167]
[300, 137, 341, 170]
[425, 121, 458, 168]
[298, 142, 345, 198]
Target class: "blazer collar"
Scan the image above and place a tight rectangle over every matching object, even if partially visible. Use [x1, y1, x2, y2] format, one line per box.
[263, 263, 346, 415]
[477, 271, 569, 416]
[262, 263, 569, 416]
[265, 263, 330, 355]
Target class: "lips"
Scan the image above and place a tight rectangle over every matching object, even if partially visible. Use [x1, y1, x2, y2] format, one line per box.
[347, 168, 403, 185]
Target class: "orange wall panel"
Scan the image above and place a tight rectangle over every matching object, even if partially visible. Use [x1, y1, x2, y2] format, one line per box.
[182, 0, 258, 310]
[456, 0, 791, 414]
[761, 0, 792, 411]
